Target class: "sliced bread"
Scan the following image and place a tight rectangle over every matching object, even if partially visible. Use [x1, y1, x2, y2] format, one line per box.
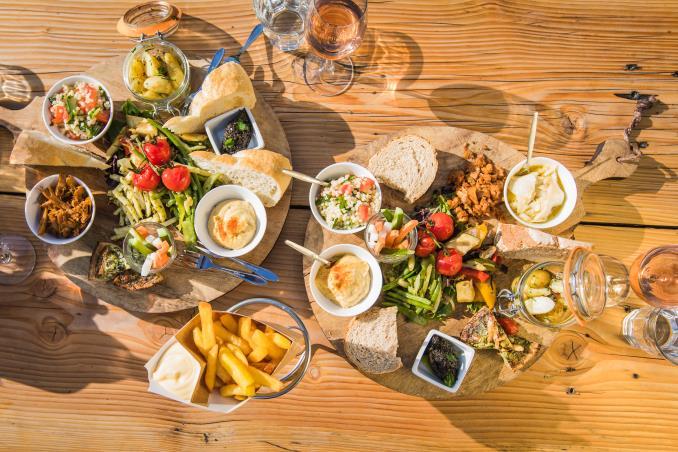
[495, 222, 592, 262]
[368, 134, 437, 203]
[190, 149, 292, 207]
[344, 306, 402, 374]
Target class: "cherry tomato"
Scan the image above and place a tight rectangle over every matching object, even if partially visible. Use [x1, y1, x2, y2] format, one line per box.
[435, 249, 462, 276]
[415, 231, 436, 257]
[497, 317, 519, 336]
[95, 110, 109, 123]
[359, 177, 375, 192]
[428, 212, 454, 241]
[459, 267, 490, 282]
[143, 138, 171, 166]
[132, 165, 161, 191]
[161, 166, 191, 192]
[358, 204, 371, 222]
[51, 105, 67, 124]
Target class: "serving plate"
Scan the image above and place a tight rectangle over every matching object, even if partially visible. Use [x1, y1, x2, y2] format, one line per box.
[2, 55, 292, 313]
[303, 125, 640, 399]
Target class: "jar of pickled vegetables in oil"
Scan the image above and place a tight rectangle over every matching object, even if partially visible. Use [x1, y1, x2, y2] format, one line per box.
[496, 247, 631, 329]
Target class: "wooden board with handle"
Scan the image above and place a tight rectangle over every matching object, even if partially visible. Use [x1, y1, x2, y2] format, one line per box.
[304, 126, 639, 398]
[10, 55, 291, 313]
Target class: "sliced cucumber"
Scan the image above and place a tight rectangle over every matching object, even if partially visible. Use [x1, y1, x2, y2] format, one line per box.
[130, 237, 155, 255]
[391, 207, 404, 230]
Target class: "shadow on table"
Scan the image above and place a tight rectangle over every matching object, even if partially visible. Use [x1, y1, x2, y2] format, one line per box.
[0, 64, 44, 108]
[0, 269, 185, 394]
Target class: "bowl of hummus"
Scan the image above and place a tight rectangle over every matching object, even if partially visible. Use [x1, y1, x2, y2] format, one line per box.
[194, 185, 267, 257]
[504, 156, 577, 230]
[309, 244, 382, 317]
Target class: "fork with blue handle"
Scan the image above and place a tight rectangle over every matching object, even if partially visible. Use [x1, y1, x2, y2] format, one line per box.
[194, 244, 279, 282]
[180, 249, 268, 286]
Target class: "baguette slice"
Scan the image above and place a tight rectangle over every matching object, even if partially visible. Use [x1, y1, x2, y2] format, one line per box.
[495, 223, 592, 262]
[368, 134, 437, 203]
[190, 149, 292, 207]
[345, 307, 402, 374]
[10, 130, 108, 169]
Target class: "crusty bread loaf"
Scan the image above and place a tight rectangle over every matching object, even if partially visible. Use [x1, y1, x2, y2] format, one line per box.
[190, 149, 292, 207]
[495, 223, 592, 262]
[345, 307, 402, 374]
[10, 130, 108, 169]
[164, 62, 256, 134]
[368, 134, 437, 203]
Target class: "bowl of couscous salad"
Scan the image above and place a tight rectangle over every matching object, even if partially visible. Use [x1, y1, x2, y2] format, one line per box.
[42, 75, 113, 145]
[309, 162, 382, 235]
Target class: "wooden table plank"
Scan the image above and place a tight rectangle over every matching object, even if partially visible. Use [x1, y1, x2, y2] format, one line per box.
[0, 193, 677, 450]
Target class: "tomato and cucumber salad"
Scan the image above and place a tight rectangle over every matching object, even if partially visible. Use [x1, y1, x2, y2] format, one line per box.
[48, 81, 111, 140]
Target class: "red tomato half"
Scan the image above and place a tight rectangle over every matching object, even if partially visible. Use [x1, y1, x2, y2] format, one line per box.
[435, 249, 462, 276]
[428, 212, 454, 241]
[161, 166, 191, 192]
[415, 231, 436, 257]
[132, 165, 161, 191]
[143, 138, 171, 166]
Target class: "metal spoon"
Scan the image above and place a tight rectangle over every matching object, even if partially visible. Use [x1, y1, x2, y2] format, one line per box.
[284, 240, 332, 267]
[517, 111, 539, 176]
[282, 169, 329, 187]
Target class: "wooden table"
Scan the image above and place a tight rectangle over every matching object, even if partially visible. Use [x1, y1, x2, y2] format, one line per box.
[1, 1, 677, 449]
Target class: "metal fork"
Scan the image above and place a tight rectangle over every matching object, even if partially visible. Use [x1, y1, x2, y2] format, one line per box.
[194, 244, 279, 282]
[179, 249, 267, 286]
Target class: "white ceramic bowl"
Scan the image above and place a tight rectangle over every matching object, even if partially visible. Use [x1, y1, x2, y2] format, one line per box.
[309, 243, 382, 318]
[25, 174, 96, 245]
[205, 107, 264, 155]
[411, 329, 476, 394]
[42, 75, 114, 146]
[308, 162, 382, 235]
[194, 185, 267, 258]
[503, 156, 577, 230]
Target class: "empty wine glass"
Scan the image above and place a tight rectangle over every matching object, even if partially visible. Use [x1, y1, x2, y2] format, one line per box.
[0, 234, 36, 285]
[299, 0, 368, 96]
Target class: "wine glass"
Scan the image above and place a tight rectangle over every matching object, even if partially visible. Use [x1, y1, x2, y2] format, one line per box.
[300, 0, 367, 96]
[0, 234, 36, 285]
[629, 245, 678, 307]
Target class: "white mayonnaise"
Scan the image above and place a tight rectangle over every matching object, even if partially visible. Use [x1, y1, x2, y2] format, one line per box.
[152, 341, 201, 401]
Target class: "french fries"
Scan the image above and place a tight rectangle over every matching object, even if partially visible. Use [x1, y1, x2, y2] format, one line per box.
[198, 302, 216, 350]
[181, 309, 290, 403]
[205, 345, 218, 391]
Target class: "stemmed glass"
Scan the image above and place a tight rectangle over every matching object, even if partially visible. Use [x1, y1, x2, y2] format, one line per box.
[300, 0, 368, 96]
[0, 235, 36, 285]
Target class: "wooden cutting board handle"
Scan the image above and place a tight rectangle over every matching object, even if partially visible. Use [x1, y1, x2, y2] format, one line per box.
[0, 97, 43, 137]
[573, 139, 640, 193]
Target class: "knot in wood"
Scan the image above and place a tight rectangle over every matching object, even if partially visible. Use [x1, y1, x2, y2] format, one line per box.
[558, 107, 587, 140]
[30, 278, 57, 299]
[38, 316, 68, 345]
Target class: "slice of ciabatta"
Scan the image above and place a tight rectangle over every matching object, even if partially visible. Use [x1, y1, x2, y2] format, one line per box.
[368, 134, 437, 203]
[495, 223, 592, 262]
[190, 149, 292, 207]
[344, 307, 402, 374]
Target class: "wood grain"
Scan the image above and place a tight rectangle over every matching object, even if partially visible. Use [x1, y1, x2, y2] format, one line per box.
[1, 1, 678, 449]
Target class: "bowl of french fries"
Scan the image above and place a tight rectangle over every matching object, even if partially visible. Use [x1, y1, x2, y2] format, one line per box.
[25, 173, 95, 245]
[145, 298, 310, 412]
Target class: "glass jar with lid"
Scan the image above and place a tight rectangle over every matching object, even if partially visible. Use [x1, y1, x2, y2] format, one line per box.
[122, 32, 190, 116]
[496, 247, 631, 329]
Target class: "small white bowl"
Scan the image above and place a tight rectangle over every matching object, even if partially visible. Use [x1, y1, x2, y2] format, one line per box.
[503, 156, 577, 230]
[25, 174, 96, 245]
[205, 107, 264, 155]
[411, 330, 476, 394]
[42, 75, 114, 146]
[309, 244, 382, 317]
[309, 162, 382, 235]
[194, 185, 267, 258]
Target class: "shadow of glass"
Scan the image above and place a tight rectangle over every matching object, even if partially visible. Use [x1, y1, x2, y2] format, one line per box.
[171, 15, 242, 62]
[0, 64, 44, 108]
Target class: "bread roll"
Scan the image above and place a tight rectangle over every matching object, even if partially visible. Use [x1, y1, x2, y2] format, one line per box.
[190, 149, 292, 208]
[164, 62, 256, 134]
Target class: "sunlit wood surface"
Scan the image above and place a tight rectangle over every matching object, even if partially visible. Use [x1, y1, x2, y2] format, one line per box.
[0, 1, 677, 450]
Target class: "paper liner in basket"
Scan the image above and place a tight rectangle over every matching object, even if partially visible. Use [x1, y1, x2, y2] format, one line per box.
[145, 310, 301, 413]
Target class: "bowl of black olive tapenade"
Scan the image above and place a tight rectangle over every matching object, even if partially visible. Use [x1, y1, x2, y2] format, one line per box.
[204, 107, 264, 155]
[411, 330, 475, 393]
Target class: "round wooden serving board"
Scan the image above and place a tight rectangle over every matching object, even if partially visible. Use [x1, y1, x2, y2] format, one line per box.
[6, 55, 291, 313]
[304, 126, 639, 399]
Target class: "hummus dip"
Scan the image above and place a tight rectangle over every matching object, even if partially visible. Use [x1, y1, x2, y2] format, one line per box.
[315, 254, 371, 308]
[208, 199, 257, 250]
